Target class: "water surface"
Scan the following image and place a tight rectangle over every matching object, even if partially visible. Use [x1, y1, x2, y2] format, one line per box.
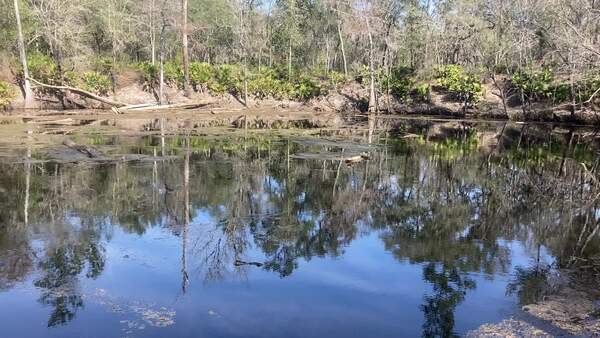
[1, 120, 598, 337]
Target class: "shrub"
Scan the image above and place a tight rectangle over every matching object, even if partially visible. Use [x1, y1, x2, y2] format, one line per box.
[437, 65, 483, 110]
[414, 83, 431, 102]
[81, 72, 111, 96]
[248, 74, 288, 99]
[164, 61, 183, 87]
[16, 52, 77, 98]
[328, 71, 348, 89]
[387, 77, 413, 102]
[136, 61, 159, 91]
[93, 57, 114, 76]
[511, 68, 554, 102]
[211, 64, 242, 94]
[293, 76, 322, 100]
[576, 76, 600, 103]
[25, 52, 59, 84]
[511, 68, 600, 105]
[377, 67, 416, 102]
[271, 64, 296, 82]
[0, 81, 14, 109]
[189, 62, 213, 91]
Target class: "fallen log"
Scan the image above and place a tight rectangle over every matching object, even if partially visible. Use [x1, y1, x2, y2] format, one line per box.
[118, 100, 216, 112]
[28, 77, 128, 107]
[27, 117, 77, 126]
[291, 152, 370, 163]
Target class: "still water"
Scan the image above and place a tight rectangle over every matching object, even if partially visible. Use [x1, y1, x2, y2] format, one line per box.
[0, 120, 598, 337]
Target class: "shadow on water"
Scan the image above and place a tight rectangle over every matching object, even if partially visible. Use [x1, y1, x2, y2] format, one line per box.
[1, 119, 599, 336]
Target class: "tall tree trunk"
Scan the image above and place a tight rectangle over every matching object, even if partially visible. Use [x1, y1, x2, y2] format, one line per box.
[569, 48, 576, 117]
[288, 39, 292, 81]
[243, 59, 248, 107]
[151, 33, 156, 65]
[150, 0, 156, 65]
[258, 47, 262, 69]
[337, 20, 348, 77]
[240, 4, 248, 107]
[159, 22, 167, 105]
[182, 0, 191, 97]
[14, 0, 35, 109]
[111, 42, 117, 94]
[325, 37, 330, 74]
[366, 16, 377, 113]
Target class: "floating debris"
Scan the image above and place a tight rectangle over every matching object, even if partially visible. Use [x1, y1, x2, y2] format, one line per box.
[91, 288, 176, 332]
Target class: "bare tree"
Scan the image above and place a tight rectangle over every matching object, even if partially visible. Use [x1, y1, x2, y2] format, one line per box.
[182, 0, 191, 97]
[13, 0, 35, 108]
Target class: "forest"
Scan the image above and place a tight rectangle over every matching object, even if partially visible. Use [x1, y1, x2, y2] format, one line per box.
[0, 0, 599, 119]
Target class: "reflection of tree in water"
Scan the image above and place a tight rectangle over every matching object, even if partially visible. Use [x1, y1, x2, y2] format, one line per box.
[506, 264, 552, 306]
[0, 125, 599, 332]
[33, 230, 105, 327]
[0, 225, 33, 290]
[421, 263, 476, 338]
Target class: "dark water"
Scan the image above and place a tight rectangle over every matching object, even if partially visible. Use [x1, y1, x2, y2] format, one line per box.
[1, 120, 599, 337]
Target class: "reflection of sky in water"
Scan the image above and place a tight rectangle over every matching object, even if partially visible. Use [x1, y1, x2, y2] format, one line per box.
[0, 218, 545, 337]
[0, 129, 592, 338]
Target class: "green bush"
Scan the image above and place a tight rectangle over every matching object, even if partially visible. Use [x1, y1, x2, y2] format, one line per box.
[511, 68, 555, 102]
[576, 76, 600, 103]
[377, 67, 416, 102]
[211, 64, 242, 94]
[189, 62, 213, 90]
[328, 71, 348, 89]
[248, 73, 289, 99]
[132, 62, 329, 101]
[164, 61, 183, 87]
[17, 52, 76, 98]
[0, 81, 14, 109]
[25, 52, 59, 84]
[437, 65, 483, 109]
[136, 61, 158, 91]
[81, 72, 111, 96]
[293, 76, 322, 100]
[136, 61, 183, 89]
[511, 68, 600, 105]
[21, 53, 75, 86]
[414, 83, 431, 102]
[93, 57, 114, 76]
[271, 64, 296, 82]
[388, 78, 413, 102]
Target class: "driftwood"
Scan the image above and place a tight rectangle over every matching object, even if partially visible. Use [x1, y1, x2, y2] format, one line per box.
[28, 76, 217, 113]
[117, 100, 216, 112]
[63, 138, 102, 158]
[25, 117, 77, 125]
[291, 152, 370, 164]
[28, 77, 216, 112]
[28, 77, 128, 107]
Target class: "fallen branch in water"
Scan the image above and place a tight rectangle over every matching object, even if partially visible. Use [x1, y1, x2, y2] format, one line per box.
[28, 77, 128, 107]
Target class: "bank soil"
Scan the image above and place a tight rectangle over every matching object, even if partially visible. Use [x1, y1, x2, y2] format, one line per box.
[2, 68, 599, 125]
[468, 271, 600, 337]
